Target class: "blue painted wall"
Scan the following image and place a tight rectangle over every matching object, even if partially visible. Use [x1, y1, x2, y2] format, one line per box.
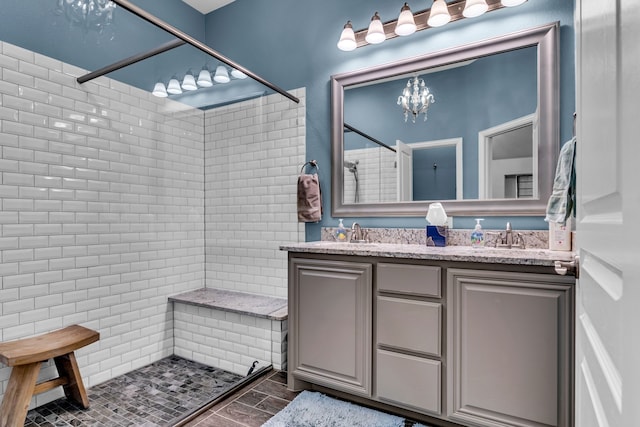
[0, 0, 575, 240]
[413, 146, 458, 201]
[0, 0, 206, 93]
[203, 0, 575, 239]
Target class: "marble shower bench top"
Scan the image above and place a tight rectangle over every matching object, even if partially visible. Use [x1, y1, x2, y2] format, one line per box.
[280, 241, 574, 267]
[169, 288, 287, 321]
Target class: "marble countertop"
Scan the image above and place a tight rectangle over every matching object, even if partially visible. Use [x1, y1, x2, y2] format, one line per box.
[169, 288, 287, 320]
[280, 241, 575, 267]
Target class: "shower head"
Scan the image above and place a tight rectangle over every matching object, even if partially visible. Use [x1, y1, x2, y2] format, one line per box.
[344, 160, 359, 173]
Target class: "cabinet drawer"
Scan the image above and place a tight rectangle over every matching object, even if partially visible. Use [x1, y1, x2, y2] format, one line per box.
[377, 296, 441, 357]
[376, 349, 441, 415]
[377, 263, 441, 297]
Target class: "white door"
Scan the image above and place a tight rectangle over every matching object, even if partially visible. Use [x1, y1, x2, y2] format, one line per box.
[396, 140, 413, 201]
[575, 1, 640, 426]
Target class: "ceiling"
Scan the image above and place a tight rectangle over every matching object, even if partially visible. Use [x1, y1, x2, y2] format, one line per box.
[180, 0, 235, 14]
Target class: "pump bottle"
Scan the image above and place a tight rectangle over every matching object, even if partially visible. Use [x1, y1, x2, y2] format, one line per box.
[335, 219, 348, 242]
[470, 218, 485, 248]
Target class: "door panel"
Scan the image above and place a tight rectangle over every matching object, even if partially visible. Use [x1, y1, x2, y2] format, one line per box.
[576, 1, 640, 426]
[289, 258, 372, 396]
[396, 140, 413, 201]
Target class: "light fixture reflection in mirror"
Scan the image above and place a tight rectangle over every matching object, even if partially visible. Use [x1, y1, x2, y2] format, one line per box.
[331, 23, 559, 217]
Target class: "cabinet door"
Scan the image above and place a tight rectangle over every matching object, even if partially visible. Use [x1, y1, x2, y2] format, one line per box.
[447, 269, 574, 427]
[289, 258, 372, 396]
[377, 349, 441, 414]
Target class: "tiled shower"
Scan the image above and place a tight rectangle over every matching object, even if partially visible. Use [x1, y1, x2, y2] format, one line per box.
[0, 39, 305, 410]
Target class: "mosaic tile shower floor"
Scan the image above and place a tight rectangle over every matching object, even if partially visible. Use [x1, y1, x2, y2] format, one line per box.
[24, 356, 243, 427]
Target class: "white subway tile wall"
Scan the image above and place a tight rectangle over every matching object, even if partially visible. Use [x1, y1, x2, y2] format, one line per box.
[173, 302, 287, 375]
[344, 146, 396, 204]
[0, 40, 305, 410]
[204, 90, 306, 298]
[0, 41, 207, 408]
[0, 42, 305, 412]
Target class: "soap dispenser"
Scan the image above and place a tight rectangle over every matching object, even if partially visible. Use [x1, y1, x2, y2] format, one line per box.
[471, 218, 484, 248]
[335, 219, 348, 242]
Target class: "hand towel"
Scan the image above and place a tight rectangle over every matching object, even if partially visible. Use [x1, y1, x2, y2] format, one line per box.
[545, 137, 576, 224]
[297, 161, 322, 223]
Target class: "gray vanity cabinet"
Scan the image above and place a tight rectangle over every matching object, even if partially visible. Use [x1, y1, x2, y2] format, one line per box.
[286, 249, 574, 427]
[447, 269, 574, 427]
[288, 258, 372, 397]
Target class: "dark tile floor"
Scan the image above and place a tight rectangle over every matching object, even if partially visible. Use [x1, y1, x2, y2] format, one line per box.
[24, 356, 243, 427]
[22, 357, 434, 427]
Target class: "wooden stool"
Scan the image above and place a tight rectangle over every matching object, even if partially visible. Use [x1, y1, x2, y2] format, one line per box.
[0, 325, 99, 427]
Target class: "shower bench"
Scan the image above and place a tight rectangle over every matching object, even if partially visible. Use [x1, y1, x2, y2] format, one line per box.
[0, 325, 99, 427]
[169, 288, 288, 376]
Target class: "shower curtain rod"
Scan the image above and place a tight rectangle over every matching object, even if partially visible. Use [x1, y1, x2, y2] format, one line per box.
[344, 123, 397, 153]
[77, 38, 186, 84]
[78, 0, 300, 104]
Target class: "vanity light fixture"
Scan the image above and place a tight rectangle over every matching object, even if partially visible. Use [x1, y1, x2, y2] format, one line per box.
[365, 12, 386, 44]
[181, 71, 198, 91]
[152, 65, 247, 97]
[428, 0, 452, 27]
[337, 21, 357, 51]
[394, 3, 417, 36]
[152, 82, 168, 98]
[463, 0, 489, 18]
[166, 76, 183, 95]
[197, 66, 213, 87]
[397, 76, 435, 123]
[230, 68, 248, 79]
[214, 65, 231, 83]
[337, 0, 527, 51]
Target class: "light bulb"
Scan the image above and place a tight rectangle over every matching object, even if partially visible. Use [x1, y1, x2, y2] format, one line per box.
[463, 0, 488, 18]
[166, 77, 182, 95]
[230, 68, 248, 79]
[394, 3, 416, 37]
[214, 65, 230, 83]
[428, 0, 451, 27]
[197, 67, 213, 87]
[181, 72, 198, 91]
[152, 82, 168, 97]
[337, 21, 357, 51]
[365, 12, 386, 44]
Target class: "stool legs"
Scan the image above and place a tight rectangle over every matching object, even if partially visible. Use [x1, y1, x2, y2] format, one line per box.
[0, 362, 41, 427]
[54, 353, 90, 408]
[0, 352, 90, 427]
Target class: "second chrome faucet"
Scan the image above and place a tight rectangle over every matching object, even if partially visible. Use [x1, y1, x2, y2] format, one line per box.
[486, 222, 526, 249]
[350, 222, 368, 243]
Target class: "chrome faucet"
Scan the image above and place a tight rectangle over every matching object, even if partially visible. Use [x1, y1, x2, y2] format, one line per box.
[486, 222, 525, 249]
[350, 222, 367, 243]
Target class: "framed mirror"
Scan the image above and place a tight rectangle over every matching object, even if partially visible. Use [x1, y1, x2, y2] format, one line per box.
[331, 22, 559, 217]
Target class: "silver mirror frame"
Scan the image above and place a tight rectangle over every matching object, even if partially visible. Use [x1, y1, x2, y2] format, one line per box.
[331, 22, 559, 217]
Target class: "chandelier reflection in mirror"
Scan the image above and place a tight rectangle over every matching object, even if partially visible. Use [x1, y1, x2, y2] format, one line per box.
[397, 76, 435, 123]
[56, 0, 116, 34]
